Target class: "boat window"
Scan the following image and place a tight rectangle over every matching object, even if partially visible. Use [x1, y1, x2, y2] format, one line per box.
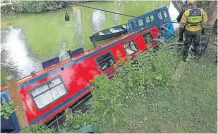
[96, 52, 116, 71]
[163, 11, 168, 18]
[145, 15, 154, 23]
[30, 77, 67, 109]
[138, 19, 144, 26]
[143, 32, 154, 44]
[158, 12, 163, 20]
[131, 21, 138, 28]
[123, 40, 138, 55]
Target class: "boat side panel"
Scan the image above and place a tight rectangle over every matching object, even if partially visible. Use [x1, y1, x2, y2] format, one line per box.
[21, 57, 102, 123]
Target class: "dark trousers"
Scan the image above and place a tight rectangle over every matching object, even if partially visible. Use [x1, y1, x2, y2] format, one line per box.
[178, 28, 184, 40]
[183, 30, 201, 57]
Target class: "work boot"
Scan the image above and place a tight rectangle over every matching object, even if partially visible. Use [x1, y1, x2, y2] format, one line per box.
[182, 50, 188, 62]
[178, 28, 184, 42]
[178, 38, 183, 42]
[182, 55, 187, 62]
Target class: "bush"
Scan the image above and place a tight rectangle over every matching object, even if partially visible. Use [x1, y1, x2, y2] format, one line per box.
[62, 44, 180, 132]
[12, 1, 69, 13]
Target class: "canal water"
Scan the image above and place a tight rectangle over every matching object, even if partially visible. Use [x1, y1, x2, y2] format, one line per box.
[1, 1, 179, 85]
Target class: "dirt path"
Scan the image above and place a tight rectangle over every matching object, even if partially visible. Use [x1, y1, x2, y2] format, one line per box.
[172, 33, 216, 84]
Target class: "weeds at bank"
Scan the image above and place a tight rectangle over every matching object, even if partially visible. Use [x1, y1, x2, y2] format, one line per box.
[2, 41, 216, 133]
[61, 45, 181, 132]
[61, 43, 216, 133]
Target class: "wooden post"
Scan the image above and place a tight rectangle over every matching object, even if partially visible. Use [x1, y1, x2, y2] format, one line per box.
[6, 75, 29, 129]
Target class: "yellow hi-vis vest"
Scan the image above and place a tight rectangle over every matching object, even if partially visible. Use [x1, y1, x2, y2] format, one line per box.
[180, 8, 207, 32]
[187, 8, 203, 26]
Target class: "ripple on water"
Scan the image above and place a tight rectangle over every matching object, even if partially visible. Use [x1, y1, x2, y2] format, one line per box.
[112, 10, 120, 25]
[91, 8, 106, 32]
[1, 27, 41, 79]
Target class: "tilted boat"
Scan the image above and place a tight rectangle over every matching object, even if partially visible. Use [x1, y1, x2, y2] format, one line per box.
[1, 6, 175, 133]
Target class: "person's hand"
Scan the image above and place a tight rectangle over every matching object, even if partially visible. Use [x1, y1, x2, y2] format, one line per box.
[201, 28, 205, 34]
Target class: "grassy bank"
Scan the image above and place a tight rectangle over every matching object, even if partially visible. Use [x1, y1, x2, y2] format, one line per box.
[60, 41, 216, 133]
[108, 46, 216, 133]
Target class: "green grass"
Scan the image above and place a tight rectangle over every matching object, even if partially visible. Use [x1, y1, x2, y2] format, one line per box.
[68, 39, 215, 133]
[110, 46, 217, 133]
[62, 40, 216, 133]
[172, 49, 217, 132]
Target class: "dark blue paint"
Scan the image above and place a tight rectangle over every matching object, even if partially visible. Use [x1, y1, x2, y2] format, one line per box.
[69, 48, 84, 58]
[1, 91, 21, 133]
[127, 10, 157, 32]
[42, 57, 60, 69]
[190, 8, 201, 16]
[127, 6, 175, 40]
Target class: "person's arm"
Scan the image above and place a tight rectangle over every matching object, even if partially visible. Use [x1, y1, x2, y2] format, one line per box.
[179, 10, 188, 29]
[201, 9, 208, 34]
[176, 10, 185, 22]
[201, 9, 208, 27]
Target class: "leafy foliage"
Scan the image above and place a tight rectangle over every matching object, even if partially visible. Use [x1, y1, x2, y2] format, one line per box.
[61, 43, 181, 132]
[1, 98, 16, 119]
[1, 99, 52, 133]
[12, 1, 69, 13]
[61, 39, 216, 133]
[62, 111, 97, 132]
[21, 124, 52, 133]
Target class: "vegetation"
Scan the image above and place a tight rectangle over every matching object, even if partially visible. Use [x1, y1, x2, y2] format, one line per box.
[1, 1, 216, 133]
[62, 40, 216, 133]
[2, 1, 69, 14]
[2, 41, 216, 132]
[21, 124, 52, 133]
[1, 98, 52, 133]
[1, 98, 16, 119]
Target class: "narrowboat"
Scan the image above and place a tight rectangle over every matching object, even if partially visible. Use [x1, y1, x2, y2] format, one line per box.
[1, 6, 175, 133]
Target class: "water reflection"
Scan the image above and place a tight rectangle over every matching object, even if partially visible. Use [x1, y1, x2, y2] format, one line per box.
[1, 27, 41, 79]
[59, 42, 69, 61]
[91, 8, 106, 32]
[74, 9, 84, 48]
[74, 9, 83, 34]
[112, 10, 120, 25]
[168, 0, 179, 29]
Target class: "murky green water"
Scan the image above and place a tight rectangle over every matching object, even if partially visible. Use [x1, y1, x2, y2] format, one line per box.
[1, 1, 169, 85]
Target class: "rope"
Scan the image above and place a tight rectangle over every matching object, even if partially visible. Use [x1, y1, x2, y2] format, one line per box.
[71, 2, 137, 18]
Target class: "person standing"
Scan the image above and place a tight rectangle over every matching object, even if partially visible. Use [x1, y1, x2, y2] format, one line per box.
[179, 0, 208, 61]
